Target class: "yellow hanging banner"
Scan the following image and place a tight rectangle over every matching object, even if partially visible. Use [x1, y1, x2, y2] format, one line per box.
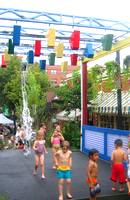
[55, 43, 64, 58]
[61, 61, 68, 72]
[4, 49, 11, 63]
[46, 28, 56, 47]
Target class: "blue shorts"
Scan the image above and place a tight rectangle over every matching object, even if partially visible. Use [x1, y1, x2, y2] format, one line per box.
[57, 170, 72, 179]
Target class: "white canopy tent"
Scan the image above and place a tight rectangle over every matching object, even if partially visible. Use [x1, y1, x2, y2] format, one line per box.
[0, 113, 13, 125]
[56, 109, 81, 121]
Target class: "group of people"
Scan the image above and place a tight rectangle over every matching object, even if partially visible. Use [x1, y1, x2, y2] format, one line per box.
[32, 122, 72, 200]
[16, 122, 130, 200]
[87, 137, 130, 200]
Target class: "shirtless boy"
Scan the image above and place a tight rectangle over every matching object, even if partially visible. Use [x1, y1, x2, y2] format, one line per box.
[111, 139, 127, 192]
[86, 149, 101, 200]
[55, 140, 72, 200]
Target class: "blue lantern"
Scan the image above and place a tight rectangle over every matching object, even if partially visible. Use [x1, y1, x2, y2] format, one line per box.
[40, 60, 46, 70]
[27, 50, 34, 64]
[83, 43, 94, 58]
[13, 25, 21, 46]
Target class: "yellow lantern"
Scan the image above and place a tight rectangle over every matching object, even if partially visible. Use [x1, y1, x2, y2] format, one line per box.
[55, 42, 64, 58]
[4, 49, 11, 64]
[46, 28, 56, 48]
[61, 61, 68, 72]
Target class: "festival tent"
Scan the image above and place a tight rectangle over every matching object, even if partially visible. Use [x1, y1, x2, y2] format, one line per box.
[0, 113, 13, 124]
[56, 109, 81, 121]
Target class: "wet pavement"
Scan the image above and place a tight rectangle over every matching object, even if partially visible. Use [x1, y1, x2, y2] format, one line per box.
[0, 149, 128, 200]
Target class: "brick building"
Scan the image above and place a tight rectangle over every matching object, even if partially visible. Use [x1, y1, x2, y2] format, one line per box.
[46, 65, 79, 86]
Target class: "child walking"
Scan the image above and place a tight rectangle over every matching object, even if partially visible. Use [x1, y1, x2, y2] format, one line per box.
[55, 140, 72, 200]
[33, 132, 47, 179]
[51, 130, 64, 169]
[110, 139, 127, 192]
[86, 149, 101, 200]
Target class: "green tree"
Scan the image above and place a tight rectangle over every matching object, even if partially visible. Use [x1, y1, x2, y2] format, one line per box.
[26, 63, 50, 127]
[0, 56, 22, 117]
[55, 68, 99, 114]
[55, 70, 81, 113]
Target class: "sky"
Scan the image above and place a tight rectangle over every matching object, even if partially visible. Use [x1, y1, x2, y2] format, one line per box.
[1, 0, 130, 66]
[1, 0, 130, 21]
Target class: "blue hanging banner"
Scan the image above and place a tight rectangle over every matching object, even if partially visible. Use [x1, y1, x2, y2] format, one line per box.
[13, 25, 21, 46]
[83, 43, 94, 58]
[27, 50, 34, 64]
[40, 60, 46, 70]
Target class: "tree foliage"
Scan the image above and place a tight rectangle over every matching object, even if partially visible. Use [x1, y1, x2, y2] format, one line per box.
[26, 63, 50, 126]
[55, 68, 98, 113]
[0, 56, 22, 115]
[0, 58, 50, 127]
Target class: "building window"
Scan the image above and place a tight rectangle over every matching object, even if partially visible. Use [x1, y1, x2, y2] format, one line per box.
[50, 70, 57, 74]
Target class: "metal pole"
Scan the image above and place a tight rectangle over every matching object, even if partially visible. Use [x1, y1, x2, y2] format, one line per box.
[80, 61, 88, 151]
[81, 62, 88, 125]
[115, 51, 123, 129]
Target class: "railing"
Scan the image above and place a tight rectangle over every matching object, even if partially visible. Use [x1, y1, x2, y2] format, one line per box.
[82, 125, 130, 161]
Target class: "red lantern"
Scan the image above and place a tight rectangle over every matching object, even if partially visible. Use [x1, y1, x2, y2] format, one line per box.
[1, 55, 6, 68]
[70, 54, 78, 66]
[69, 31, 80, 50]
[34, 40, 41, 56]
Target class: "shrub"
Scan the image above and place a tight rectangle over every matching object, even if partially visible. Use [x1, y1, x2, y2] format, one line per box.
[62, 121, 80, 149]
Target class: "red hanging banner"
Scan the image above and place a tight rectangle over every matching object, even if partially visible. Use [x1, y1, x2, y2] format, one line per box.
[1, 55, 6, 68]
[69, 31, 80, 50]
[70, 54, 78, 66]
[34, 40, 41, 56]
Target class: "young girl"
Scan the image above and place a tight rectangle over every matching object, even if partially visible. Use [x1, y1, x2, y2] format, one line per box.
[86, 149, 101, 200]
[55, 140, 72, 200]
[127, 135, 130, 195]
[33, 132, 47, 178]
[51, 130, 64, 169]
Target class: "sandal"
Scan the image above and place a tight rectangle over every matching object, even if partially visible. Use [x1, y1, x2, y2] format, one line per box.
[66, 194, 73, 199]
[112, 187, 116, 191]
[58, 196, 63, 200]
[119, 188, 125, 192]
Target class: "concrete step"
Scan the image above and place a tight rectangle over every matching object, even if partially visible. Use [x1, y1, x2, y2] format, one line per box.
[76, 193, 129, 200]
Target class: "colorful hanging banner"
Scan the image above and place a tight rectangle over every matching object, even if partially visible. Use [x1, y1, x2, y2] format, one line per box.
[40, 60, 46, 70]
[83, 43, 94, 58]
[70, 54, 78, 66]
[13, 25, 21, 46]
[69, 31, 80, 50]
[48, 53, 55, 65]
[34, 40, 41, 56]
[55, 43, 64, 58]
[8, 39, 14, 54]
[1, 55, 6, 68]
[101, 34, 113, 51]
[4, 49, 11, 63]
[27, 50, 34, 64]
[61, 61, 68, 72]
[46, 28, 56, 47]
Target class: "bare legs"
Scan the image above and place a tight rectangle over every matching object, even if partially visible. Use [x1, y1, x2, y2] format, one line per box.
[33, 154, 45, 177]
[58, 179, 72, 200]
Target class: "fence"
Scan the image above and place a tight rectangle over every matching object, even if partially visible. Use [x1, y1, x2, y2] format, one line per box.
[82, 125, 130, 161]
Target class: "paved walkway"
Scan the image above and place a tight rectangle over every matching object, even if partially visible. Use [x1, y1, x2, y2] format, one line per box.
[0, 149, 127, 200]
